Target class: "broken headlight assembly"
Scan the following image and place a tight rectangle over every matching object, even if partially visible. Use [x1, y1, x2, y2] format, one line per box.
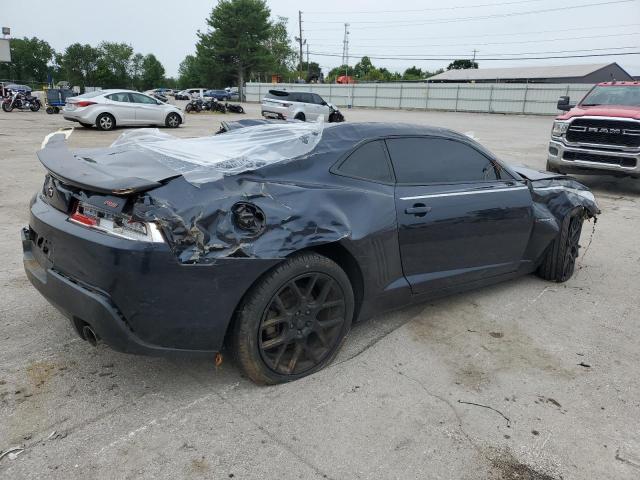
[551, 121, 569, 137]
[69, 201, 165, 243]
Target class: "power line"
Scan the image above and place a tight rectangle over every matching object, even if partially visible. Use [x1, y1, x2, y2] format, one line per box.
[308, 51, 640, 61]
[306, 23, 640, 42]
[308, 32, 640, 49]
[311, 46, 640, 59]
[305, 0, 549, 14]
[303, 0, 638, 29]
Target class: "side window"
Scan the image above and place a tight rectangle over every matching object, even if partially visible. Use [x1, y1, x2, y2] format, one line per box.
[297, 93, 312, 104]
[335, 140, 393, 183]
[130, 93, 157, 104]
[386, 137, 501, 184]
[107, 92, 131, 103]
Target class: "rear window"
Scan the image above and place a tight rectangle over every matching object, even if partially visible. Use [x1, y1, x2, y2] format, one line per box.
[77, 90, 104, 98]
[267, 90, 290, 99]
[335, 140, 393, 183]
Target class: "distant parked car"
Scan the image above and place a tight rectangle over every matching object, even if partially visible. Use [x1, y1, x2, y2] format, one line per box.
[204, 89, 231, 101]
[62, 89, 184, 131]
[262, 90, 344, 122]
[174, 89, 207, 100]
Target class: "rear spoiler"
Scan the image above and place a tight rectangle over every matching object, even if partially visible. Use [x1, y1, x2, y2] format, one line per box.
[38, 132, 179, 195]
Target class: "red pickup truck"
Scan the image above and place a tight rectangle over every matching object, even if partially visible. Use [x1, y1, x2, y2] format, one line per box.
[547, 81, 640, 177]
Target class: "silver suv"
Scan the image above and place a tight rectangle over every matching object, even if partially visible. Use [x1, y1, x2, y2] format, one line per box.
[261, 90, 343, 122]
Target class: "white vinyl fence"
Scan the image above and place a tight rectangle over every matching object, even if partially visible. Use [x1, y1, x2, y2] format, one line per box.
[245, 82, 593, 115]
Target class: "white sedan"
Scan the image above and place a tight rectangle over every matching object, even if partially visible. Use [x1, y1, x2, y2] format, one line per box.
[63, 89, 184, 131]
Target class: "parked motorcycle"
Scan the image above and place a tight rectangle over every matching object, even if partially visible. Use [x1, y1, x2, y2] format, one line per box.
[2, 91, 42, 112]
[209, 98, 226, 113]
[328, 104, 344, 123]
[185, 98, 204, 113]
[225, 102, 245, 114]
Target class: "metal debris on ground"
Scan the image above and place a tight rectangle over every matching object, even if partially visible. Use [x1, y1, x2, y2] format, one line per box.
[0, 447, 25, 462]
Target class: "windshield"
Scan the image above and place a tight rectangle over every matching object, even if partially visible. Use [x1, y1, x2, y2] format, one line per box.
[580, 85, 640, 107]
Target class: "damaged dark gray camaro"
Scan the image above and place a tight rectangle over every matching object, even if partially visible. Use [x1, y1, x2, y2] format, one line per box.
[22, 121, 599, 384]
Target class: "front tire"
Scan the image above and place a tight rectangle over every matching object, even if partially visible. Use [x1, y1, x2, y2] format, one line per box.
[536, 208, 585, 282]
[96, 113, 116, 131]
[2, 103, 13, 112]
[232, 252, 354, 385]
[165, 112, 181, 128]
[546, 160, 562, 174]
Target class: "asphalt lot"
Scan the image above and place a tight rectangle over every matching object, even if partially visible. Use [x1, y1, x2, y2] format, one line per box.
[1, 103, 639, 479]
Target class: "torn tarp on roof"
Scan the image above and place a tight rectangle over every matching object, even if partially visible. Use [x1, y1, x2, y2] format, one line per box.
[109, 121, 324, 185]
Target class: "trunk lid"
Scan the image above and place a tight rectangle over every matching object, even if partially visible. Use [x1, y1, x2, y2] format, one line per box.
[38, 133, 180, 195]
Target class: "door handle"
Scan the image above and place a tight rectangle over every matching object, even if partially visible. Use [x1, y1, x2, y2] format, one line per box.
[405, 204, 432, 216]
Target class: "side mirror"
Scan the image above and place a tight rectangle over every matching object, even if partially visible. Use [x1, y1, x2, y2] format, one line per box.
[557, 96, 574, 111]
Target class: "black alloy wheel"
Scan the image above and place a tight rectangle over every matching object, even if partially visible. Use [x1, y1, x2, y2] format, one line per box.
[259, 272, 347, 376]
[232, 252, 354, 384]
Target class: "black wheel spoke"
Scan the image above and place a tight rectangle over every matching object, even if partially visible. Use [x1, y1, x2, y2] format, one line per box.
[318, 317, 343, 329]
[287, 343, 304, 373]
[273, 344, 287, 370]
[305, 273, 319, 297]
[319, 299, 343, 310]
[262, 334, 288, 351]
[262, 315, 288, 329]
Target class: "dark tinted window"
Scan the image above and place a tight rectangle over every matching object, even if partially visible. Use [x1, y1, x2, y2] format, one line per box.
[296, 93, 313, 104]
[386, 137, 499, 184]
[312, 94, 325, 105]
[107, 92, 131, 102]
[130, 93, 158, 104]
[336, 140, 393, 183]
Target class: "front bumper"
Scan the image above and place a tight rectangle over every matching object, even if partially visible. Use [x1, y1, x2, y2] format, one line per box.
[548, 138, 640, 177]
[22, 194, 280, 356]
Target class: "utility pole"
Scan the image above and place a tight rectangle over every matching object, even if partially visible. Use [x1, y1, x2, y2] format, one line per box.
[306, 43, 310, 81]
[342, 23, 350, 77]
[472, 49, 478, 65]
[298, 10, 303, 81]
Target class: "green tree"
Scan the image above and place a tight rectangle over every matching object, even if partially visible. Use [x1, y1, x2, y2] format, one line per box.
[353, 56, 374, 79]
[300, 61, 322, 81]
[95, 42, 134, 88]
[129, 53, 145, 90]
[0, 37, 55, 83]
[141, 54, 165, 90]
[265, 16, 296, 76]
[402, 66, 424, 80]
[177, 54, 201, 88]
[57, 43, 100, 89]
[197, 0, 272, 98]
[447, 59, 478, 70]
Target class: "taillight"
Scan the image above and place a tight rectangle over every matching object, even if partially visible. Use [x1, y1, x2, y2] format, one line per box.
[74, 101, 96, 107]
[68, 202, 164, 243]
[70, 211, 98, 226]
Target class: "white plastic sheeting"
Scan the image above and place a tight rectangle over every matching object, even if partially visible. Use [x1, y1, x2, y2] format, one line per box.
[110, 121, 324, 184]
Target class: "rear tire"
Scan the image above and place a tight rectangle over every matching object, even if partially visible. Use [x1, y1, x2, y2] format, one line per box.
[232, 252, 354, 385]
[536, 208, 584, 282]
[294, 112, 306, 121]
[165, 112, 181, 128]
[96, 113, 115, 131]
[30, 101, 40, 112]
